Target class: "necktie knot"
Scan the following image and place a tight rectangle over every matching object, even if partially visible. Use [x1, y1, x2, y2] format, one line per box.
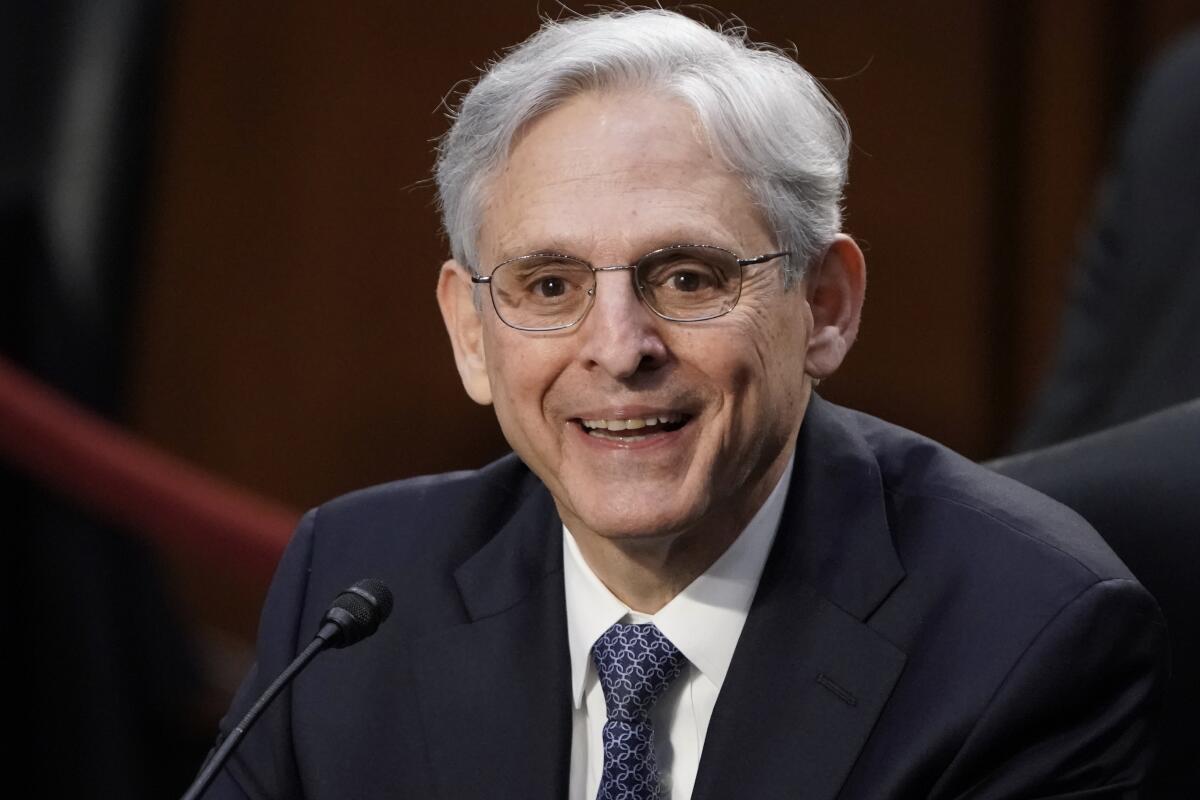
[591, 622, 685, 723]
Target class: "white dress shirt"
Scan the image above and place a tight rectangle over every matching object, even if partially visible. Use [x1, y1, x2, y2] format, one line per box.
[564, 457, 793, 800]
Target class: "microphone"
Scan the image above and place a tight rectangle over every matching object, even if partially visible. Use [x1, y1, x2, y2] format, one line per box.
[181, 579, 394, 800]
[315, 578, 394, 647]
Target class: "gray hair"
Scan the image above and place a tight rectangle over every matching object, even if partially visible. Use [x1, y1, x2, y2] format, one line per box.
[434, 9, 850, 285]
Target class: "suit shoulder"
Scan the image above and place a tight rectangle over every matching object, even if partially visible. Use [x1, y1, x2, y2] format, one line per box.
[293, 454, 545, 606]
[842, 406, 1133, 585]
[318, 452, 536, 529]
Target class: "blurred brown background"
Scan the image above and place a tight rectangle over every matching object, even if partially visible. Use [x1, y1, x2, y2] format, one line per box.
[134, 0, 1200, 502]
[131, 0, 1200, 654]
[8, 0, 1200, 794]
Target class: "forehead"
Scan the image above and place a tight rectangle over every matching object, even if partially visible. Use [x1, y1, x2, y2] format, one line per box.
[476, 90, 773, 263]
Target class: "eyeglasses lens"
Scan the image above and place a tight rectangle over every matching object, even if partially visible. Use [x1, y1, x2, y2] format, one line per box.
[490, 256, 594, 330]
[636, 246, 740, 321]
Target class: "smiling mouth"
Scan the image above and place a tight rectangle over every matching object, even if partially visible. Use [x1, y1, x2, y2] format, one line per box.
[575, 412, 691, 441]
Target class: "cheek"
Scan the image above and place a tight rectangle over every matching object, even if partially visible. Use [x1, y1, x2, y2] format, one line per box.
[723, 301, 809, 410]
[673, 315, 771, 429]
[480, 327, 530, 428]
[482, 327, 568, 426]
[724, 304, 782, 376]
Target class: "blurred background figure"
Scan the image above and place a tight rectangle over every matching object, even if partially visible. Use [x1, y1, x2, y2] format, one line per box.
[1014, 29, 1200, 449]
[995, 397, 1200, 797]
[3, 3, 1199, 796]
[999, 28, 1200, 797]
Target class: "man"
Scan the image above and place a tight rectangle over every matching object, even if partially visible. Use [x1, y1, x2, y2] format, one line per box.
[206, 10, 1166, 799]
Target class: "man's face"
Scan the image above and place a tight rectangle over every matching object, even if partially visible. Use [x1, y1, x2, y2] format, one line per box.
[452, 91, 817, 546]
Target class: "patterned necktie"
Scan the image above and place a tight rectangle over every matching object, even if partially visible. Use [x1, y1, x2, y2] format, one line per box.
[591, 622, 687, 800]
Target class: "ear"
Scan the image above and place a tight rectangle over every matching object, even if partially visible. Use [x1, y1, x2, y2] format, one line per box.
[436, 260, 493, 405]
[804, 234, 866, 380]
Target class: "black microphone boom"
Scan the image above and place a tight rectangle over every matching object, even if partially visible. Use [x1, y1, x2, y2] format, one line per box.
[181, 579, 394, 800]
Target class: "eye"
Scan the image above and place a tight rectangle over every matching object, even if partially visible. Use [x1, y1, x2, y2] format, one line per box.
[523, 266, 587, 300]
[648, 261, 724, 294]
[638, 247, 735, 296]
[667, 269, 712, 293]
[534, 275, 568, 297]
[499, 256, 591, 305]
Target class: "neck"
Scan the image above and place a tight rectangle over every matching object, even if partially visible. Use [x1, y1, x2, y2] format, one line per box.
[565, 446, 793, 614]
[572, 527, 736, 613]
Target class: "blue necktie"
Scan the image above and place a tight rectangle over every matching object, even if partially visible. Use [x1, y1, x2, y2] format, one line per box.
[591, 622, 686, 800]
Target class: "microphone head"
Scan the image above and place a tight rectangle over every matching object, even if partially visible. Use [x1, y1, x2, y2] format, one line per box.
[322, 579, 394, 648]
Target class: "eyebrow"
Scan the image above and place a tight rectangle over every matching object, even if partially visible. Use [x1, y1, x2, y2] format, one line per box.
[491, 232, 742, 265]
[487, 236, 580, 265]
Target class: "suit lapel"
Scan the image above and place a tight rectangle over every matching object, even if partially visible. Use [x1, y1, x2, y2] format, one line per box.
[410, 477, 571, 800]
[694, 397, 908, 800]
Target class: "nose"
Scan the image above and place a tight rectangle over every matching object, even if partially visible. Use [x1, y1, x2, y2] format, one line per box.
[576, 268, 668, 379]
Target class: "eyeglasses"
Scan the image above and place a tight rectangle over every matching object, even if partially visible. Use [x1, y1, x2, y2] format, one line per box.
[470, 244, 789, 332]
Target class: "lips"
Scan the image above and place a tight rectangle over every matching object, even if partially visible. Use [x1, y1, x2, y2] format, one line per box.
[575, 412, 690, 440]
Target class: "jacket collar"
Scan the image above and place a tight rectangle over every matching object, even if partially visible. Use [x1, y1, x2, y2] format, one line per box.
[776, 394, 906, 620]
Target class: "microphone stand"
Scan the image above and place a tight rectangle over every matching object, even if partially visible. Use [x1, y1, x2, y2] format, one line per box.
[180, 621, 340, 800]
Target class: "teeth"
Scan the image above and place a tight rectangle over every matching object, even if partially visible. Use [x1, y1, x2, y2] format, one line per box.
[587, 429, 653, 442]
[580, 413, 684, 431]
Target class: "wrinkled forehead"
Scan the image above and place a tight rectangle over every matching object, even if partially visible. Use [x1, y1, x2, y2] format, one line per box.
[475, 90, 767, 265]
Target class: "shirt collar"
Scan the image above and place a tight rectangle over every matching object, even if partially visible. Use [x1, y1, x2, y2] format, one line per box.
[562, 455, 794, 708]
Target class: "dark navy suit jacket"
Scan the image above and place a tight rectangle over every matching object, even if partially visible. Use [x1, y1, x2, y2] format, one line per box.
[208, 397, 1167, 799]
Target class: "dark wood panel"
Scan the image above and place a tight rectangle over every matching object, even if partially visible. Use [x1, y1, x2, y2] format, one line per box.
[1008, 2, 1109, 434]
[131, 1, 1200, 517]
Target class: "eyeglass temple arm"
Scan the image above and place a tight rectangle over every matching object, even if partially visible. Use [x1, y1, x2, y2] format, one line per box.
[737, 251, 790, 267]
[469, 273, 491, 285]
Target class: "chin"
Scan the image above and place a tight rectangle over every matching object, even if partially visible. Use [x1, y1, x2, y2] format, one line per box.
[569, 496, 708, 543]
